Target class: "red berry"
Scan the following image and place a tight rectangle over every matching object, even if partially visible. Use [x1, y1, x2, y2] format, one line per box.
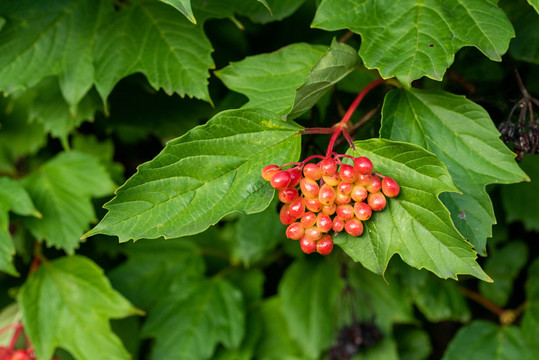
[350, 185, 368, 202]
[300, 237, 317, 254]
[382, 177, 400, 197]
[334, 191, 351, 205]
[366, 175, 382, 193]
[286, 222, 304, 240]
[316, 213, 333, 233]
[278, 188, 298, 204]
[339, 164, 357, 183]
[287, 168, 302, 187]
[322, 172, 340, 186]
[318, 184, 336, 206]
[270, 171, 291, 190]
[356, 174, 372, 187]
[354, 202, 372, 221]
[316, 234, 333, 255]
[322, 203, 336, 216]
[303, 163, 322, 180]
[262, 165, 281, 181]
[288, 197, 305, 218]
[367, 192, 387, 211]
[300, 212, 317, 228]
[319, 157, 337, 176]
[304, 226, 322, 241]
[337, 182, 353, 195]
[345, 218, 364, 236]
[354, 157, 373, 175]
[336, 204, 354, 220]
[332, 216, 345, 232]
[304, 197, 322, 212]
[279, 204, 296, 225]
[300, 178, 320, 198]
[11, 350, 31, 360]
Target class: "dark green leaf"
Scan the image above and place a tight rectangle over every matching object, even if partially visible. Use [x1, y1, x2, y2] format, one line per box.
[528, 0, 539, 13]
[215, 43, 327, 115]
[351, 338, 399, 360]
[395, 327, 432, 360]
[85, 108, 302, 242]
[503, 0, 539, 64]
[442, 321, 539, 360]
[18, 256, 141, 360]
[237, 0, 307, 23]
[312, 0, 514, 85]
[479, 241, 528, 307]
[522, 258, 539, 346]
[213, 309, 262, 360]
[336, 139, 490, 281]
[501, 155, 539, 231]
[0, 229, 16, 275]
[159, 0, 196, 23]
[279, 259, 345, 359]
[22, 151, 115, 253]
[108, 238, 205, 309]
[381, 88, 528, 255]
[142, 278, 245, 360]
[95, 1, 213, 103]
[0, 16, 5, 31]
[287, 39, 361, 120]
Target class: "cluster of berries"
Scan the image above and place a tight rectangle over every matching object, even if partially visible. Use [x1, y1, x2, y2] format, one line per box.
[0, 348, 34, 360]
[261, 155, 400, 255]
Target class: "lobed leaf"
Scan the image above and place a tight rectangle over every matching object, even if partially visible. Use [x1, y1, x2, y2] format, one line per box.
[85, 108, 302, 242]
[312, 0, 514, 85]
[18, 256, 141, 360]
[142, 278, 245, 360]
[159, 0, 196, 23]
[381, 88, 528, 255]
[336, 139, 490, 281]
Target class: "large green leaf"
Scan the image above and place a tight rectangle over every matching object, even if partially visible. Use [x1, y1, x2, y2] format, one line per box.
[22, 151, 115, 253]
[442, 321, 539, 360]
[312, 0, 514, 85]
[159, 0, 196, 23]
[94, 1, 213, 103]
[18, 256, 141, 360]
[380, 88, 528, 255]
[336, 139, 490, 281]
[215, 43, 327, 115]
[142, 277, 245, 360]
[108, 238, 205, 309]
[85, 108, 302, 242]
[279, 259, 345, 359]
[522, 258, 539, 346]
[0, 0, 112, 107]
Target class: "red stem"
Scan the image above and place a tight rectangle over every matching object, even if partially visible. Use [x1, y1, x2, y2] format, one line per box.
[8, 323, 23, 352]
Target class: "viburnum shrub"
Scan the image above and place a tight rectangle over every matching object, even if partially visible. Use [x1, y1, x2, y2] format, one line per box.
[0, 1, 538, 360]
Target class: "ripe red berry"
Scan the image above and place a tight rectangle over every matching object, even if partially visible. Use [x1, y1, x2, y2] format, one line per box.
[286, 222, 304, 240]
[334, 191, 351, 205]
[350, 185, 368, 202]
[345, 218, 364, 236]
[316, 234, 333, 255]
[304, 197, 322, 212]
[288, 197, 305, 218]
[303, 163, 322, 180]
[332, 216, 345, 232]
[319, 157, 337, 176]
[300, 237, 317, 254]
[322, 203, 336, 216]
[11, 350, 31, 360]
[287, 168, 302, 187]
[354, 157, 373, 175]
[300, 212, 317, 228]
[337, 182, 353, 195]
[304, 226, 322, 241]
[366, 175, 382, 193]
[279, 204, 296, 225]
[316, 213, 333, 233]
[300, 178, 320, 198]
[262, 165, 281, 181]
[318, 184, 336, 206]
[270, 171, 291, 190]
[278, 188, 298, 204]
[322, 172, 340, 186]
[367, 192, 387, 211]
[382, 177, 400, 197]
[336, 204, 354, 220]
[356, 174, 372, 187]
[339, 164, 357, 183]
[354, 202, 372, 221]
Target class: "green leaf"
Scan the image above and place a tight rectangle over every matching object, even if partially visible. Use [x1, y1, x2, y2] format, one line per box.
[0, 0, 113, 107]
[22, 151, 115, 253]
[142, 277, 245, 360]
[85, 108, 302, 242]
[528, 0, 539, 13]
[236, 0, 307, 24]
[213, 309, 262, 360]
[0, 229, 16, 275]
[18, 255, 141, 360]
[312, 0, 514, 85]
[159, 0, 196, 24]
[351, 338, 399, 360]
[215, 43, 327, 115]
[336, 139, 490, 281]
[479, 241, 528, 307]
[0, 16, 5, 31]
[108, 238, 205, 309]
[522, 258, 539, 346]
[395, 327, 432, 360]
[442, 321, 539, 360]
[0, 303, 19, 346]
[95, 1, 213, 103]
[503, 0, 539, 64]
[380, 88, 528, 255]
[501, 155, 539, 231]
[257, 0, 272, 15]
[287, 39, 361, 120]
[279, 259, 345, 359]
